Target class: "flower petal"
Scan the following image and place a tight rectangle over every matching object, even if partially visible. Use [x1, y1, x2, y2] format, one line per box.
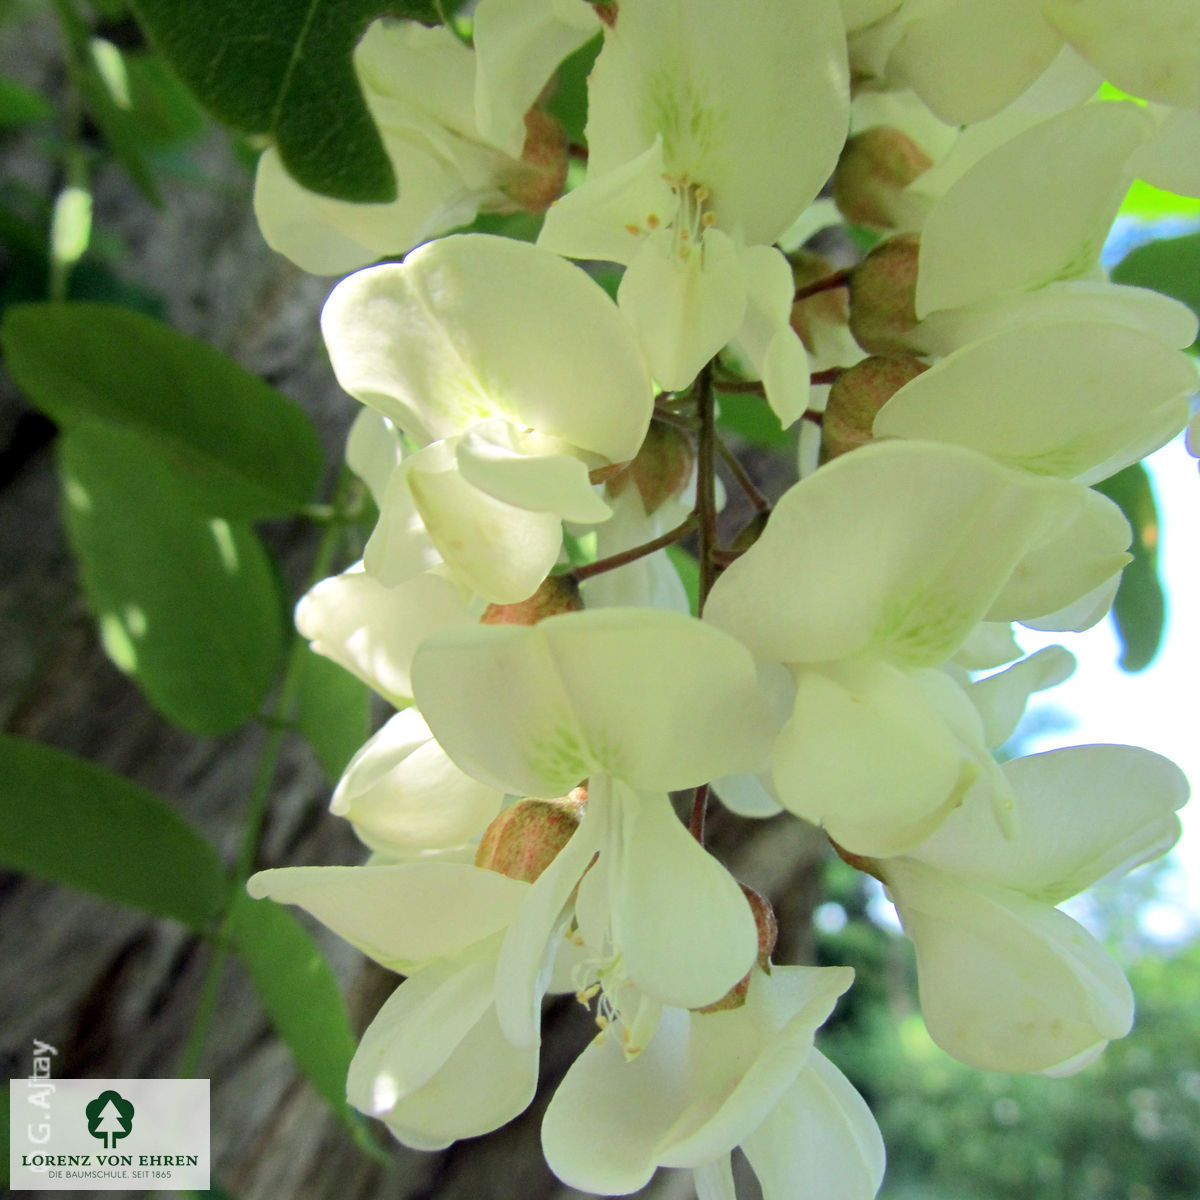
[1045, 0, 1200, 108]
[539, 137, 676, 266]
[875, 319, 1194, 482]
[542, 1004, 692, 1194]
[772, 660, 979, 857]
[295, 567, 470, 706]
[412, 608, 776, 796]
[618, 226, 747, 391]
[886, 860, 1134, 1073]
[705, 441, 1085, 668]
[910, 745, 1187, 901]
[614, 787, 757, 1010]
[917, 102, 1152, 317]
[455, 418, 613, 523]
[585, 0, 849, 242]
[348, 947, 495, 1110]
[742, 1050, 885, 1200]
[472, 0, 600, 155]
[331, 709, 503, 854]
[495, 802, 601, 1049]
[729, 245, 811, 427]
[322, 234, 653, 459]
[352, 963, 539, 1147]
[886, 0, 1061, 124]
[246, 863, 527, 971]
[966, 645, 1075, 748]
[988, 484, 1131, 627]
[406, 443, 565, 603]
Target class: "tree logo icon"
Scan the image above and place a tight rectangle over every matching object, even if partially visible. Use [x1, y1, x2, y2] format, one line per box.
[85, 1089, 135, 1149]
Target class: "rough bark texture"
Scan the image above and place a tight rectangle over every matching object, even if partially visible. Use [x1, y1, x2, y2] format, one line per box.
[0, 11, 827, 1199]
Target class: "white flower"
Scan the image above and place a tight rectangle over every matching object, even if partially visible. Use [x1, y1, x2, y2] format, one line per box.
[539, 0, 849, 421]
[322, 234, 654, 602]
[247, 862, 541, 1148]
[878, 744, 1188, 1073]
[849, 0, 1200, 123]
[332, 709, 504, 858]
[410, 607, 779, 1044]
[542, 965, 884, 1200]
[295, 566, 471, 708]
[254, 3, 598, 274]
[704, 440, 1132, 855]
[872, 316, 1197, 485]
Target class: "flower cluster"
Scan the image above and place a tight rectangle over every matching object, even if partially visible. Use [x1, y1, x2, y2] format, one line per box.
[247, 2, 1196, 1196]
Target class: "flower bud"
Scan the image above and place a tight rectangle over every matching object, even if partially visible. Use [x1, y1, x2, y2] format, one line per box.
[848, 233, 921, 355]
[694, 884, 778, 1013]
[481, 573, 583, 625]
[790, 249, 851, 355]
[505, 107, 569, 216]
[821, 355, 928, 462]
[834, 127, 933, 230]
[474, 790, 587, 883]
[607, 418, 695, 515]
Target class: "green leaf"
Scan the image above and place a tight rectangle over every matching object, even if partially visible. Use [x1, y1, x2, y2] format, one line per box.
[1094, 463, 1165, 672]
[122, 50, 207, 149]
[60, 423, 288, 735]
[293, 647, 371, 781]
[715, 388, 793, 450]
[3, 302, 324, 519]
[666, 545, 700, 617]
[0, 734, 228, 928]
[0, 74, 53, 127]
[544, 32, 600, 148]
[127, 0, 450, 202]
[229, 893, 384, 1155]
[53, 3, 161, 205]
[1120, 179, 1200, 221]
[1111, 232, 1200, 350]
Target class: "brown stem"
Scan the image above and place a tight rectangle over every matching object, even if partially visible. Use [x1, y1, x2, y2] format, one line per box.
[570, 512, 699, 582]
[715, 436, 769, 513]
[696, 362, 718, 613]
[810, 367, 844, 387]
[794, 267, 852, 302]
[689, 784, 709, 844]
[713, 379, 765, 395]
[652, 406, 700, 433]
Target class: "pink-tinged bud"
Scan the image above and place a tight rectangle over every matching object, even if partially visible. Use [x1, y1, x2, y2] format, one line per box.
[505, 108, 569, 215]
[607, 418, 695, 515]
[694, 884, 778, 1013]
[481, 574, 583, 625]
[821, 354, 928, 462]
[849, 233, 921, 355]
[834, 127, 933, 230]
[790, 250, 851, 354]
[474, 789, 587, 884]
